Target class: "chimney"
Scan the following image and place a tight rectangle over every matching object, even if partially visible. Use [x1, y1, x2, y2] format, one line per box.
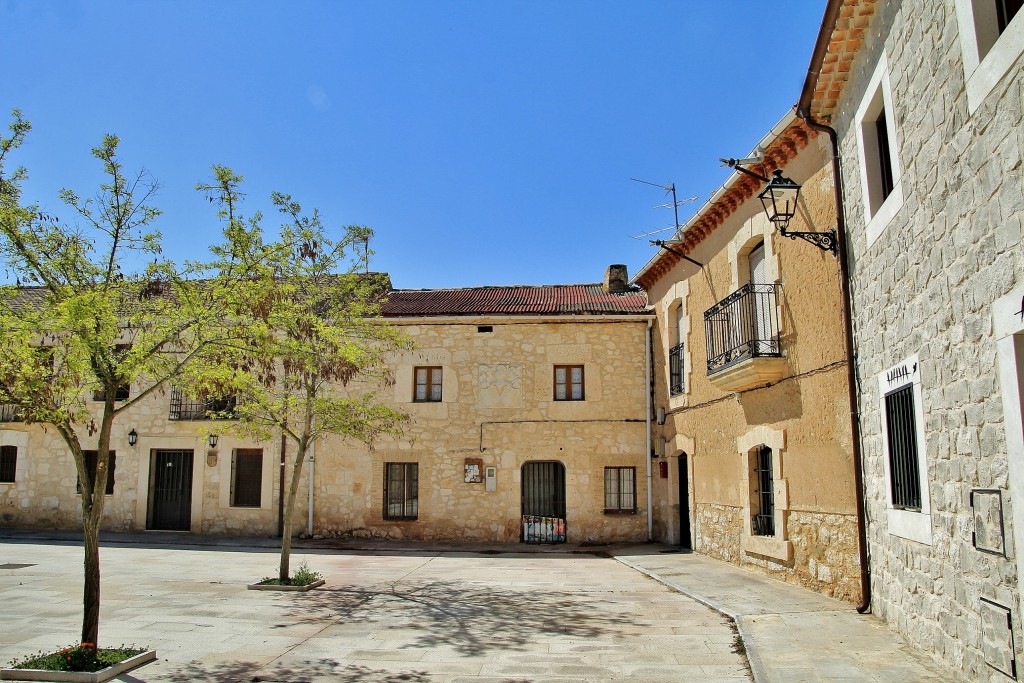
[603, 264, 629, 293]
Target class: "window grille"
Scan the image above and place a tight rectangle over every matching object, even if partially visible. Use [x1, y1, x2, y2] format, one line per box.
[669, 343, 685, 396]
[604, 467, 636, 512]
[752, 446, 775, 536]
[554, 365, 585, 401]
[413, 367, 442, 402]
[168, 386, 237, 420]
[0, 445, 16, 483]
[385, 462, 418, 519]
[231, 449, 263, 507]
[885, 385, 921, 510]
[0, 404, 22, 422]
[704, 283, 781, 374]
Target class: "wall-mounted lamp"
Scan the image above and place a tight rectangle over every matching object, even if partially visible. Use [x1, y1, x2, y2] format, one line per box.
[208, 433, 219, 449]
[720, 159, 837, 255]
[653, 436, 666, 458]
[656, 407, 666, 425]
[127, 429, 138, 447]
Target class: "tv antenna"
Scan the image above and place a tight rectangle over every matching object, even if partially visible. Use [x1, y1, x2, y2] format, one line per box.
[630, 178, 703, 268]
[628, 178, 698, 239]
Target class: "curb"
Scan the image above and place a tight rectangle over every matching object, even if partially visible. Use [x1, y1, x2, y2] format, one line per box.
[612, 555, 768, 683]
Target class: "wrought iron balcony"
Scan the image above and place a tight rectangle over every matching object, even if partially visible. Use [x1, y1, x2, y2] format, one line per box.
[0, 404, 23, 422]
[704, 283, 785, 392]
[668, 343, 685, 396]
[168, 386, 237, 421]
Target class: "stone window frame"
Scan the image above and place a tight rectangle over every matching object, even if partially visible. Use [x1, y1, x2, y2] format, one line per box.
[878, 354, 933, 545]
[0, 431, 28, 486]
[854, 51, 905, 248]
[954, 0, 1024, 114]
[664, 280, 692, 407]
[738, 426, 792, 562]
[727, 215, 780, 294]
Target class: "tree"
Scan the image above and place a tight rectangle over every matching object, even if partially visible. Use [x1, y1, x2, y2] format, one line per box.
[188, 168, 409, 581]
[0, 111, 239, 645]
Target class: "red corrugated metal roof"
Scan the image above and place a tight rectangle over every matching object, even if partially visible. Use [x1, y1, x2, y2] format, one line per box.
[380, 284, 649, 317]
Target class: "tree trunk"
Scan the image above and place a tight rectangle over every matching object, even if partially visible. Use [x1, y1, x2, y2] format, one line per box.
[81, 514, 101, 645]
[279, 438, 308, 582]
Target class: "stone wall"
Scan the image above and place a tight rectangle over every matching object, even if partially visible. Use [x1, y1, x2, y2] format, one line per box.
[0, 316, 649, 546]
[827, 0, 1024, 677]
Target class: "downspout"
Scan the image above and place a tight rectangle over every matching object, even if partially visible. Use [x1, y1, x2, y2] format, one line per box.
[277, 431, 286, 538]
[645, 319, 654, 541]
[798, 108, 871, 615]
[797, 0, 871, 616]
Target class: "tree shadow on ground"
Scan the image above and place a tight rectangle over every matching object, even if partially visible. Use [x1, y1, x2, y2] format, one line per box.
[151, 660, 431, 683]
[284, 579, 635, 657]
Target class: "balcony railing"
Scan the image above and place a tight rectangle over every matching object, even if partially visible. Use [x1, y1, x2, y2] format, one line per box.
[668, 343, 685, 396]
[168, 387, 237, 421]
[704, 283, 781, 375]
[0, 404, 23, 422]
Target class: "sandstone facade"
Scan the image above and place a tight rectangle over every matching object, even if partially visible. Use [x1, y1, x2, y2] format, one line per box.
[635, 115, 862, 602]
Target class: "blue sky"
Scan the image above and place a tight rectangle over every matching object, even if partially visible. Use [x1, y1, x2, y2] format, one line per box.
[2, 1, 826, 289]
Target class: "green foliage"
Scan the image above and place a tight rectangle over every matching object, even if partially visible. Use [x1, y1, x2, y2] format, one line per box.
[7, 644, 144, 672]
[258, 559, 323, 586]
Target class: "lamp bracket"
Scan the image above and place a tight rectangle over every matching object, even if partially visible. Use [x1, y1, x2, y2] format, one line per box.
[720, 159, 770, 183]
[779, 226, 838, 255]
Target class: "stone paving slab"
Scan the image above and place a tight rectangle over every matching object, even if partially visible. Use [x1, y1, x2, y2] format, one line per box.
[0, 538, 748, 682]
[611, 545, 946, 683]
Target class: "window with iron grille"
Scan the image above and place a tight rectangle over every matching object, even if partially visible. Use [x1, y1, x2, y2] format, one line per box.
[0, 445, 16, 483]
[413, 367, 442, 402]
[231, 449, 263, 507]
[669, 343, 685, 396]
[885, 385, 921, 510]
[169, 386, 237, 420]
[554, 365, 585, 401]
[0, 404, 22, 422]
[384, 462, 418, 519]
[604, 467, 636, 513]
[77, 450, 116, 495]
[752, 446, 775, 536]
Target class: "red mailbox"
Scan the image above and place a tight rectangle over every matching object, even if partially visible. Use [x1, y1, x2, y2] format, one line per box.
[659, 461, 668, 478]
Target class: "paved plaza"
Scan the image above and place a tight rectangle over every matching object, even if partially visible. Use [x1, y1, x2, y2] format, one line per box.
[1, 539, 749, 682]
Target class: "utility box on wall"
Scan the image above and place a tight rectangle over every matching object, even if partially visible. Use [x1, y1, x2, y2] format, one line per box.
[485, 466, 497, 491]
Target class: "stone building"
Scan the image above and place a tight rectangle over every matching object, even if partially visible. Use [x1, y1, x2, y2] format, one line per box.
[798, 0, 1024, 678]
[0, 271, 654, 545]
[633, 111, 863, 601]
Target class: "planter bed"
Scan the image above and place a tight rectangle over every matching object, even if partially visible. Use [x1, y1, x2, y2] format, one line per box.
[247, 578, 325, 591]
[1, 650, 156, 683]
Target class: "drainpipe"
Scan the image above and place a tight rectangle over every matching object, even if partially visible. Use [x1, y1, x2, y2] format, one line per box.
[797, 108, 872, 615]
[645, 319, 654, 541]
[277, 431, 286, 538]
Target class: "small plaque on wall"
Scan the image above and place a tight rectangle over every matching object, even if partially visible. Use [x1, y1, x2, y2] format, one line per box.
[971, 488, 1007, 557]
[464, 458, 483, 483]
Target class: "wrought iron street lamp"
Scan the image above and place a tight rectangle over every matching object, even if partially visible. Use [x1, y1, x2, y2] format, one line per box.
[208, 433, 219, 449]
[127, 429, 138, 447]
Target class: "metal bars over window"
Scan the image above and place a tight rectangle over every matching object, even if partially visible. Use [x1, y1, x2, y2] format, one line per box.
[168, 386, 237, 421]
[0, 445, 16, 483]
[231, 449, 263, 507]
[604, 467, 636, 513]
[704, 283, 781, 374]
[669, 343, 685, 396]
[0, 404, 22, 422]
[885, 384, 922, 510]
[413, 367, 442, 402]
[553, 365, 585, 401]
[752, 446, 775, 536]
[384, 462, 418, 519]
